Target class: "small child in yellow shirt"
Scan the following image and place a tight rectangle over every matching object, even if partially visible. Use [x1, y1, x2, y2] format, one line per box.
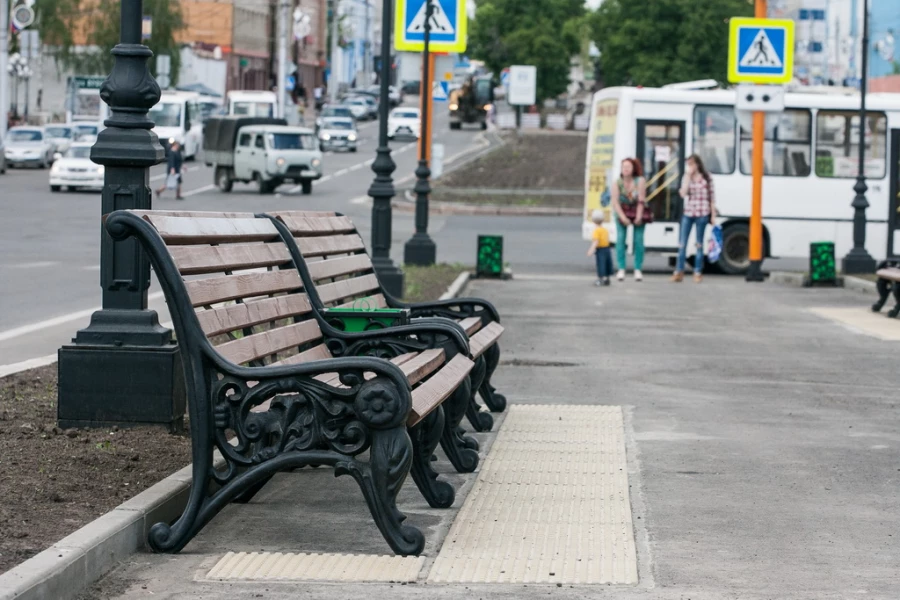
[586, 209, 613, 286]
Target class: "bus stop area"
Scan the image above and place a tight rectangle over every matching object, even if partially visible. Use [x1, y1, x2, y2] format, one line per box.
[75, 273, 899, 600]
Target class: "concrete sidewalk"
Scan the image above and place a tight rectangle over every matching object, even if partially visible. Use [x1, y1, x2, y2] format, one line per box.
[80, 275, 899, 599]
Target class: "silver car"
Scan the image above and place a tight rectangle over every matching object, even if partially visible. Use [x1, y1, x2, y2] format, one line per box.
[317, 117, 359, 152]
[43, 125, 78, 154]
[3, 127, 55, 169]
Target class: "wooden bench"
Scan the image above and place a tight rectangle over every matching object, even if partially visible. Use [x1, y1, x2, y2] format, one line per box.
[873, 263, 900, 317]
[267, 211, 506, 437]
[105, 210, 477, 557]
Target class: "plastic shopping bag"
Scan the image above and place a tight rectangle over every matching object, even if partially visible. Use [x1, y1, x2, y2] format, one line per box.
[165, 173, 179, 190]
[707, 224, 723, 263]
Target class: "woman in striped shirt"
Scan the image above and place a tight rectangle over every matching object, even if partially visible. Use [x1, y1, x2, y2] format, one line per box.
[672, 154, 716, 283]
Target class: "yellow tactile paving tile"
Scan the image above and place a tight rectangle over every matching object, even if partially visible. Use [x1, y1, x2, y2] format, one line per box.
[206, 552, 424, 582]
[427, 404, 638, 585]
[808, 307, 900, 341]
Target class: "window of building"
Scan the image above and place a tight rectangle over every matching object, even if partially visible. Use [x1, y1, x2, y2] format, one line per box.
[812, 9, 825, 20]
[740, 109, 812, 177]
[815, 110, 887, 179]
[693, 105, 736, 174]
[809, 41, 823, 53]
[799, 9, 809, 19]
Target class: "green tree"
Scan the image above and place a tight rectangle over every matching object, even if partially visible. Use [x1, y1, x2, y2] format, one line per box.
[469, 0, 588, 102]
[35, 0, 184, 84]
[591, 0, 754, 88]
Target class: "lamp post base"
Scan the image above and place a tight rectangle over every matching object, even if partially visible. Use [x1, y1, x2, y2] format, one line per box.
[372, 256, 405, 298]
[841, 249, 877, 275]
[404, 233, 437, 266]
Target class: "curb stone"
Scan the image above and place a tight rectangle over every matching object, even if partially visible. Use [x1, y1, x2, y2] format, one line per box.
[770, 271, 875, 294]
[0, 273, 476, 600]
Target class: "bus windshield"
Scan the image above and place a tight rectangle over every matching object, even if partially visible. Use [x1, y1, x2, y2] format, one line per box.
[149, 103, 182, 128]
[233, 102, 274, 117]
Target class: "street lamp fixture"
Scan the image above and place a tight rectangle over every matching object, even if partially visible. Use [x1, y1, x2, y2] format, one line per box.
[365, 0, 405, 297]
[841, 0, 877, 274]
[58, 0, 184, 430]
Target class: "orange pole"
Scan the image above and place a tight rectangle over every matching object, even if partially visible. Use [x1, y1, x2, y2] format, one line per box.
[747, 0, 767, 281]
[418, 54, 436, 164]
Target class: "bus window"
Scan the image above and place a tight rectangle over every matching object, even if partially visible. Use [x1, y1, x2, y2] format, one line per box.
[740, 109, 812, 177]
[693, 106, 736, 174]
[815, 110, 887, 179]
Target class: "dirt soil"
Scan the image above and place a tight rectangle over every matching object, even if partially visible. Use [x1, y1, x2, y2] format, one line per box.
[0, 366, 192, 575]
[437, 131, 587, 191]
[403, 264, 468, 303]
[431, 189, 582, 209]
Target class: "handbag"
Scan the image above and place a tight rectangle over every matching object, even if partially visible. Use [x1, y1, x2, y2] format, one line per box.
[165, 173, 179, 190]
[621, 200, 654, 224]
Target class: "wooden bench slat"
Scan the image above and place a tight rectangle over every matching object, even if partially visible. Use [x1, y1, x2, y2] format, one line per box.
[297, 234, 366, 258]
[317, 274, 381, 306]
[336, 293, 388, 309]
[216, 320, 323, 365]
[408, 355, 474, 427]
[306, 254, 374, 282]
[457, 317, 483, 336]
[469, 322, 504, 359]
[196, 294, 313, 337]
[144, 215, 280, 244]
[185, 270, 303, 307]
[131, 210, 256, 219]
[876, 268, 900, 281]
[269, 343, 332, 367]
[396, 348, 445, 386]
[278, 214, 356, 236]
[315, 352, 422, 387]
[170, 243, 293, 275]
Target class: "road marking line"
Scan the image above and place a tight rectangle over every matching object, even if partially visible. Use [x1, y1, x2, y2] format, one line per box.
[181, 184, 215, 198]
[0, 261, 59, 269]
[350, 195, 370, 205]
[333, 168, 350, 177]
[0, 291, 165, 343]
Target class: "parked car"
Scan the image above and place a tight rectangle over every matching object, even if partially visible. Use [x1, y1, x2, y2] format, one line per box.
[367, 84, 403, 107]
[317, 117, 358, 152]
[343, 97, 372, 121]
[203, 117, 323, 195]
[0, 136, 6, 174]
[71, 121, 101, 144]
[43, 125, 78, 154]
[49, 143, 104, 192]
[388, 107, 421, 140]
[3, 127, 55, 168]
[315, 105, 355, 131]
[401, 80, 421, 95]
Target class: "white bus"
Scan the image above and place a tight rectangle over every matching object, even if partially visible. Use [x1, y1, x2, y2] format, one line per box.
[583, 86, 900, 273]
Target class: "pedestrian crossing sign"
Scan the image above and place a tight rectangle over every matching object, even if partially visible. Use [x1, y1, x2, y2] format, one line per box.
[728, 18, 794, 84]
[395, 0, 467, 53]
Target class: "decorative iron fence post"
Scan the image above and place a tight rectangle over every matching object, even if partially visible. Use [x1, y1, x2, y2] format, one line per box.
[58, 0, 185, 431]
[367, 0, 404, 297]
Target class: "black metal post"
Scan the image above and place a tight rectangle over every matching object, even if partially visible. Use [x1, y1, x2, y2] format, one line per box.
[403, 0, 436, 266]
[58, 0, 185, 431]
[367, 0, 404, 296]
[842, 0, 877, 274]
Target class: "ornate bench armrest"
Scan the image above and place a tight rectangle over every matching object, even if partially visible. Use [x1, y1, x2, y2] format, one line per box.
[391, 297, 501, 325]
[323, 320, 470, 359]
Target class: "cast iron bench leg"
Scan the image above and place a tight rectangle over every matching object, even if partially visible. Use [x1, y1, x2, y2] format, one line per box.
[410, 406, 456, 508]
[440, 370, 479, 473]
[478, 343, 507, 413]
[888, 282, 900, 318]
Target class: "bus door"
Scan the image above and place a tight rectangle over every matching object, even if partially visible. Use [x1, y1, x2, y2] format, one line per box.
[636, 120, 685, 225]
[889, 129, 900, 259]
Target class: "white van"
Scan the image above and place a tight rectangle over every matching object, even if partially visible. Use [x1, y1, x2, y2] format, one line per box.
[148, 91, 204, 160]
[227, 90, 277, 118]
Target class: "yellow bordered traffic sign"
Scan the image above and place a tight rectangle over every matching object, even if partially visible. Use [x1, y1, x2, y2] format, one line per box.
[728, 18, 795, 84]
[395, 0, 467, 53]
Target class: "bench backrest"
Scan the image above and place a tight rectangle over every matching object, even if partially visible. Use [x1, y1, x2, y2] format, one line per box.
[132, 211, 333, 368]
[269, 211, 389, 310]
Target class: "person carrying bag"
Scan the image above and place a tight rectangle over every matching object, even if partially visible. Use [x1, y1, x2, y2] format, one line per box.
[610, 157, 651, 282]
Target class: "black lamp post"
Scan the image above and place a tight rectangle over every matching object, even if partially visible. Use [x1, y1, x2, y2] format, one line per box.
[367, 0, 404, 296]
[841, 0, 877, 274]
[58, 0, 185, 430]
[403, 0, 436, 266]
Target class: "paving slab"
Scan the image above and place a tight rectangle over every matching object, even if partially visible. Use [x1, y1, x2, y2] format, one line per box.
[77, 275, 900, 600]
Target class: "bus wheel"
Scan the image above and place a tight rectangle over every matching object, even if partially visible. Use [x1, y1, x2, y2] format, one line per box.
[719, 223, 752, 275]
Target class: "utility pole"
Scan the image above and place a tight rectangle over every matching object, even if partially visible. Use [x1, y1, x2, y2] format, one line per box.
[364, 0, 370, 86]
[330, 0, 340, 103]
[746, 0, 768, 282]
[277, 0, 290, 119]
[1, 0, 9, 140]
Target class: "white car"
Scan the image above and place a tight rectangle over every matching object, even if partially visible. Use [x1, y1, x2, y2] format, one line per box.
[3, 127, 55, 168]
[318, 117, 359, 152]
[344, 97, 371, 120]
[43, 125, 78, 154]
[387, 108, 421, 139]
[50, 143, 104, 192]
[72, 121, 102, 144]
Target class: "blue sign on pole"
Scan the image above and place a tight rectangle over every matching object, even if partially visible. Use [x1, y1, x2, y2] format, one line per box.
[395, 0, 467, 53]
[433, 81, 449, 101]
[728, 18, 795, 84]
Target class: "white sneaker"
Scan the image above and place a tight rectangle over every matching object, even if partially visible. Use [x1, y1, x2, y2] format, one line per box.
[616, 269, 626, 282]
[634, 270, 643, 282]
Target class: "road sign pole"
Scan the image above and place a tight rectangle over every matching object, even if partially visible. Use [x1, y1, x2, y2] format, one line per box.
[745, 0, 768, 282]
[405, 0, 437, 266]
[0, 0, 9, 141]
